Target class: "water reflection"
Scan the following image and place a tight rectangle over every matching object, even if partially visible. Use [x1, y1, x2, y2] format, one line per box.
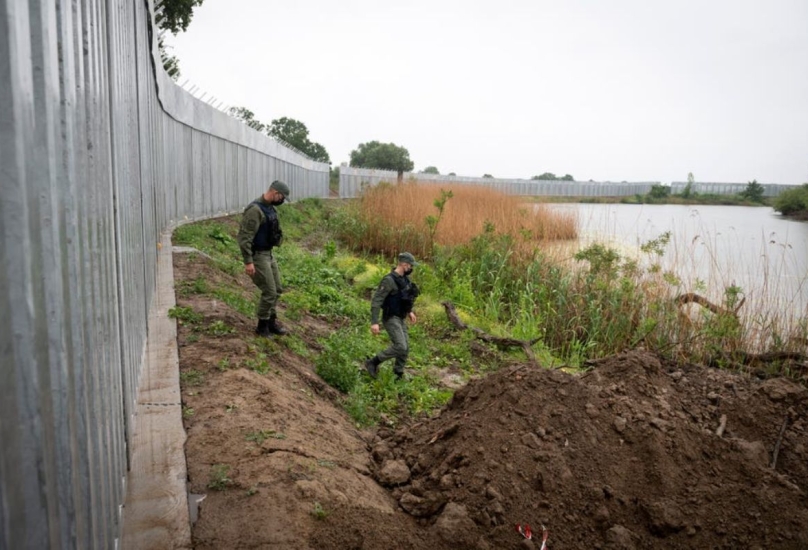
[548, 203, 808, 323]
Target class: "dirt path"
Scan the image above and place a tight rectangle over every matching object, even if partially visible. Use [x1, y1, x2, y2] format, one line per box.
[174, 252, 808, 549]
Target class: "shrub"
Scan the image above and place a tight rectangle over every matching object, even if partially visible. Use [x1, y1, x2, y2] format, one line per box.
[773, 184, 808, 216]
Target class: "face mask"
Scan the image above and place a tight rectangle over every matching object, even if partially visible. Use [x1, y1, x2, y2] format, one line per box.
[272, 197, 285, 206]
[404, 267, 413, 276]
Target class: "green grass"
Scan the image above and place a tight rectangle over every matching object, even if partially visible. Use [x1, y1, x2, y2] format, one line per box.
[206, 320, 235, 336]
[168, 305, 203, 325]
[172, 204, 549, 427]
[245, 429, 287, 444]
[174, 196, 808, 428]
[207, 464, 232, 491]
[311, 502, 329, 520]
[180, 369, 205, 386]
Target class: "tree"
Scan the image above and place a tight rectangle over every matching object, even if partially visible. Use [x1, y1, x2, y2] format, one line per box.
[229, 107, 267, 133]
[532, 172, 557, 181]
[421, 166, 440, 175]
[773, 184, 808, 216]
[448, 172, 456, 176]
[228, 111, 330, 163]
[306, 142, 330, 164]
[157, 0, 206, 34]
[267, 117, 309, 150]
[349, 141, 414, 180]
[681, 172, 696, 198]
[561, 174, 574, 181]
[156, 0, 206, 79]
[740, 179, 765, 203]
[267, 117, 330, 163]
[648, 184, 670, 199]
[482, 174, 494, 178]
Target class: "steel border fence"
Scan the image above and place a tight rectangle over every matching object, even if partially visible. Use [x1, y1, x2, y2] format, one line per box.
[0, 0, 328, 547]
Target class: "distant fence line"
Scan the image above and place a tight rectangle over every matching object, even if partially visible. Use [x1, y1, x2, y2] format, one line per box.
[0, 0, 328, 548]
[669, 181, 800, 197]
[340, 167, 801, 199]
[339, 167, 658, 198]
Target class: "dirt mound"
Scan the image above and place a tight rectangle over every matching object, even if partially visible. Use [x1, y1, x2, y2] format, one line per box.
[314, 351, 808, 549]
[174, 253, 397, 550]
[174, 250, 808, 549]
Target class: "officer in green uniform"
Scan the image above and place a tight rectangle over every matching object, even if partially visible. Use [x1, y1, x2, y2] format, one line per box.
[364, 252, 421, 380]
[237, 180, 290, 337]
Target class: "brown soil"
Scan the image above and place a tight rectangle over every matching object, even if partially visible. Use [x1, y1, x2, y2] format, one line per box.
[174, 251, 808, 550]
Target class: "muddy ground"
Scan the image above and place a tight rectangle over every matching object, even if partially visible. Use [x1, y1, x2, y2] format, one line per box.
[174, 251, 808, 549]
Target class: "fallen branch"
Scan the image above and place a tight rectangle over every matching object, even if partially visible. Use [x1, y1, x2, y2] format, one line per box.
[442, 301, 539, 362]
[770, 415, 789, 470]
[675, 292, 743, 317]
[428, 423, 459, 445]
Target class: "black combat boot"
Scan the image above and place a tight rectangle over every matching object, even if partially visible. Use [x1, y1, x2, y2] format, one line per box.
[364, 356, 381, 378]
[255, 319, 272, 337]
[267, 313, 288, 335]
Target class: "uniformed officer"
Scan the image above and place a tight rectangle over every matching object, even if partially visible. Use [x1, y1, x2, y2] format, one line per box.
[237, 180, 290, 337]
[364, 252, 421, 380]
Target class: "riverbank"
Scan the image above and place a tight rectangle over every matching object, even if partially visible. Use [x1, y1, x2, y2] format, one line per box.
[169, 202, 808, 548]
[530, 194, 774, 207]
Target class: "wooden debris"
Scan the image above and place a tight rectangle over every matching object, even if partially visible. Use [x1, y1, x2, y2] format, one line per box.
[442, 301, 540, 362]
[715, 414, 727, 437]
[770, 415, 790, 470]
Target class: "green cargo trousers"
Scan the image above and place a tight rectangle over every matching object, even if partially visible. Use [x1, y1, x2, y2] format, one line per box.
[252, 251, 282, 320]
[377, 316, 409, 375]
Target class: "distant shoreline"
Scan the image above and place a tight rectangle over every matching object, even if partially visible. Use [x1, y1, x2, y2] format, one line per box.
[528, 196, 808, 221]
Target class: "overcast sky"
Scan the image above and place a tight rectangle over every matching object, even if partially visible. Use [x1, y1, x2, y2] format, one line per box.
[166, 0, 808, 184]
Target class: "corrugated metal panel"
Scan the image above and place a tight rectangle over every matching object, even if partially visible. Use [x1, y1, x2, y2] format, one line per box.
[0, 0, 329, 547]
[670, 181, 801, 197]
[339, 166, 658, 198]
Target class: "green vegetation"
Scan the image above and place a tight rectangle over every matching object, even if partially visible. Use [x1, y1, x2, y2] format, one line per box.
[168, 305, 203, 325]
[623, 179, 778, 207]
[180, 369, 205, 386]
[739, 180, 765, 202]
[207, 464, 232, 491]
[206, 320, 234, 336]
[173, 187, 807, 429]
[245, 429, 286, 444]
[531, 172, 574, 181]
[311, 502, 329, 520]
[773, 183, 808, 216]
[349, 141, 414, 177]
[228, 110, 330, 163]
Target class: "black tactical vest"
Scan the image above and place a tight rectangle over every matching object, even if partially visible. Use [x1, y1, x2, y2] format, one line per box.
[250, 200, 282, 252]
[382, 272, 420, 320]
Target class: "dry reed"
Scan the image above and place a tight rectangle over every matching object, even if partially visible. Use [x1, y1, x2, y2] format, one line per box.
[355, 181, 578, 259]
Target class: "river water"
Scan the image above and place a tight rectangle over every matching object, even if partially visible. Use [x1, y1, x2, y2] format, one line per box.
[548, 203, 808, 324]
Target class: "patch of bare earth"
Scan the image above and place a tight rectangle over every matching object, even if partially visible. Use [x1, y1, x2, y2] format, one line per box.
[174, 252, 808, 550]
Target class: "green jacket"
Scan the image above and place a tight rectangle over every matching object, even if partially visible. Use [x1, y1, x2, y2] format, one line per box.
[371, 270, 419, 324]
[237, 196, 274, 264]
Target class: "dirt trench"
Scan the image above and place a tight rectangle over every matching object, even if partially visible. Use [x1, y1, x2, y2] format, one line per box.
[174, 252, 808, 549]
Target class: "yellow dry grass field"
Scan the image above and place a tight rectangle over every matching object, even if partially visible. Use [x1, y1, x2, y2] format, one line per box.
[357, 181, 577, 257]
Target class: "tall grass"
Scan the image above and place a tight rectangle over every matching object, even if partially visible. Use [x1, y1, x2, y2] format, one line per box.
[330, 186, 807, 373]
[334, 181, 578, 260]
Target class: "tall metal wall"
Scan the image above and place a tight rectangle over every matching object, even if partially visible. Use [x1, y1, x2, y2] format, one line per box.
[0, 0, 329, 548]
[339, 166, 658, 198]
[341, 168, 801, 199]
[669, 181, 800, 197]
